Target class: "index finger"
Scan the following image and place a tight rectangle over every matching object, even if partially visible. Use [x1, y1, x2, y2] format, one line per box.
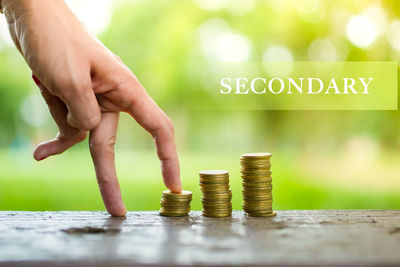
[122, 80, 182, 193]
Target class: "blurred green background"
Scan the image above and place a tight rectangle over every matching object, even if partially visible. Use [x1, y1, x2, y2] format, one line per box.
[0, 0, 399, 211]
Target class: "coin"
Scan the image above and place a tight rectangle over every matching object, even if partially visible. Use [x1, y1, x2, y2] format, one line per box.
[199, 170, 232, 218]
[241, 152, 276, 217]
[240, 152, 272, 159]
[159, 190, 192, 217]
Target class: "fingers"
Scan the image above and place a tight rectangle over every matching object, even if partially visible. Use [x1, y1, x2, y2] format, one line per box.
[35, 73, 101, 130]
[123, 81, 182, 193]
[32, 74, 87, 160]
[89, 112, 126, 217]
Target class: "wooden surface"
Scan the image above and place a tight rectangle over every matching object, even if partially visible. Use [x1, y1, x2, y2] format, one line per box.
[0, 210, 399, 266]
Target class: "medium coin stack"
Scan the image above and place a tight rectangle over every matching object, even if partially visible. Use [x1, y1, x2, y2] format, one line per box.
[159, 190, 192, 217]
[199, 170, 232, 218]
[241, 153, 276, 217]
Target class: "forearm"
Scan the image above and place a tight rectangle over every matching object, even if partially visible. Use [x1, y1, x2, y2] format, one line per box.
[1, 0, 91, 72]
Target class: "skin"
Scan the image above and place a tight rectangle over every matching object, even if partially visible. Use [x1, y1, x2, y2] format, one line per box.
[1, 0, 182, 216]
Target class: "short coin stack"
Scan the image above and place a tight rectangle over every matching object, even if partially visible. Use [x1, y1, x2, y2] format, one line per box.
[199, 170, 232, 218]
[159, 190, 192, 217]
[241, 153, 276, 217]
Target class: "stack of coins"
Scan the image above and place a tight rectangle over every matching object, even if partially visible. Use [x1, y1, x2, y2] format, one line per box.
[241, 153, 276, 217]
[159, 190, 192, 217]
[199, 170, 232, 218]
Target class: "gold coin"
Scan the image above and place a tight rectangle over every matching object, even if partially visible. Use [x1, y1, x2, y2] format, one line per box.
[202, 197, 231, 201]
[199, 170, 229, 176]
[200, 176, 229, 181]
[202, 190, 232, 196]
[242, 184, 272, 189]
[200, 174, 229, 178]
[160, 205, 191, 211]
[202, 204, 232, 209]
[243, 207, 273, 213]
[159, 211, 190, 217]
[200, 181, 230, 186]
[243, 203, 272, 207]
[241, 161, 271, 165]
[241, 175, 272, 180]
[162, 190, 192, 197]
[244, 211, 277, 217]
[242, 189, 272, 194]
[203, 212, 232, 215]
[203, 207, 232, 211]
[242, 180, 272, 185]
[160, 209, 191, 215]
[202, 213, 232, 218]
[242, 189, 272, 193]
[199, 169, 232, 218]
[202, 195, 232, 200]
[160, 202, 190, 209]
[243, 201, 272, 206]
[241, 169, 272, 174]
[243, 195, 272, 200]
[159, 189, 192, 217]
[200, 184, 231, 190]
[202, 195, 232, 201]
[241, 167, 271, 172]
[242, 180, 272, 184]
[202, 205, 232, 210]
[241, 152, 272, 158]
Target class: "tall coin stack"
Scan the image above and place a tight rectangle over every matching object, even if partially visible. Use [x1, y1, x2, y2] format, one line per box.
[199, 170, 232, 218]
[241, 153, 276, 217]
[159, 190, 192, 217]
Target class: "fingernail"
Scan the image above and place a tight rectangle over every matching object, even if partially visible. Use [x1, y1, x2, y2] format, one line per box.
[32, 74, 41, 86]
[38, 156, 47, 161]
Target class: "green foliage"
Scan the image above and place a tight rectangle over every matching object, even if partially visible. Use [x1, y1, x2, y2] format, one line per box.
[0, 0, 400, 210]
[0, 150, 398, 211]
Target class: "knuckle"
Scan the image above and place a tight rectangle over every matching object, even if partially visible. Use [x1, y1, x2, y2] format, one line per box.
[67, 111, 101, 131]
[154, 116, 175, 139]
[97, 179, 110, 191]
[52, 73, 91, 100]
[85, 112, 102, 130]
[116, 73, 141, 110]
[89, 135, 116, 154]
[164, 117, 175, 134]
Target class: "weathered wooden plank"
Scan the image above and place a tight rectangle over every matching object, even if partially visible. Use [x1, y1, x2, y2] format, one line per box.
[0, 210, 399, 266]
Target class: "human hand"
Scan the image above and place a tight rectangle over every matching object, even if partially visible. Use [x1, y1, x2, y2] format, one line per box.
[2, 0, 182, 216]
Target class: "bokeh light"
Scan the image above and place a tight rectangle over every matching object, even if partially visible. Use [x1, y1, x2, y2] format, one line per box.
[226, 0, 255, 16]
[66, 0, 114, 35]
[294, 0, 326, 23]
[362, 6, 387, 36]
[194, 0, 230, 11]
[20, 92, 50, 127]
[387, 20, 400, 51]
[262, 45, 293, 77]
[215, 33, 252, 62]
[0, 18, 13, 50]
[346, 15, 377, 48]
[307, 38, 338, 61]
[198, 18, 251, 62]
